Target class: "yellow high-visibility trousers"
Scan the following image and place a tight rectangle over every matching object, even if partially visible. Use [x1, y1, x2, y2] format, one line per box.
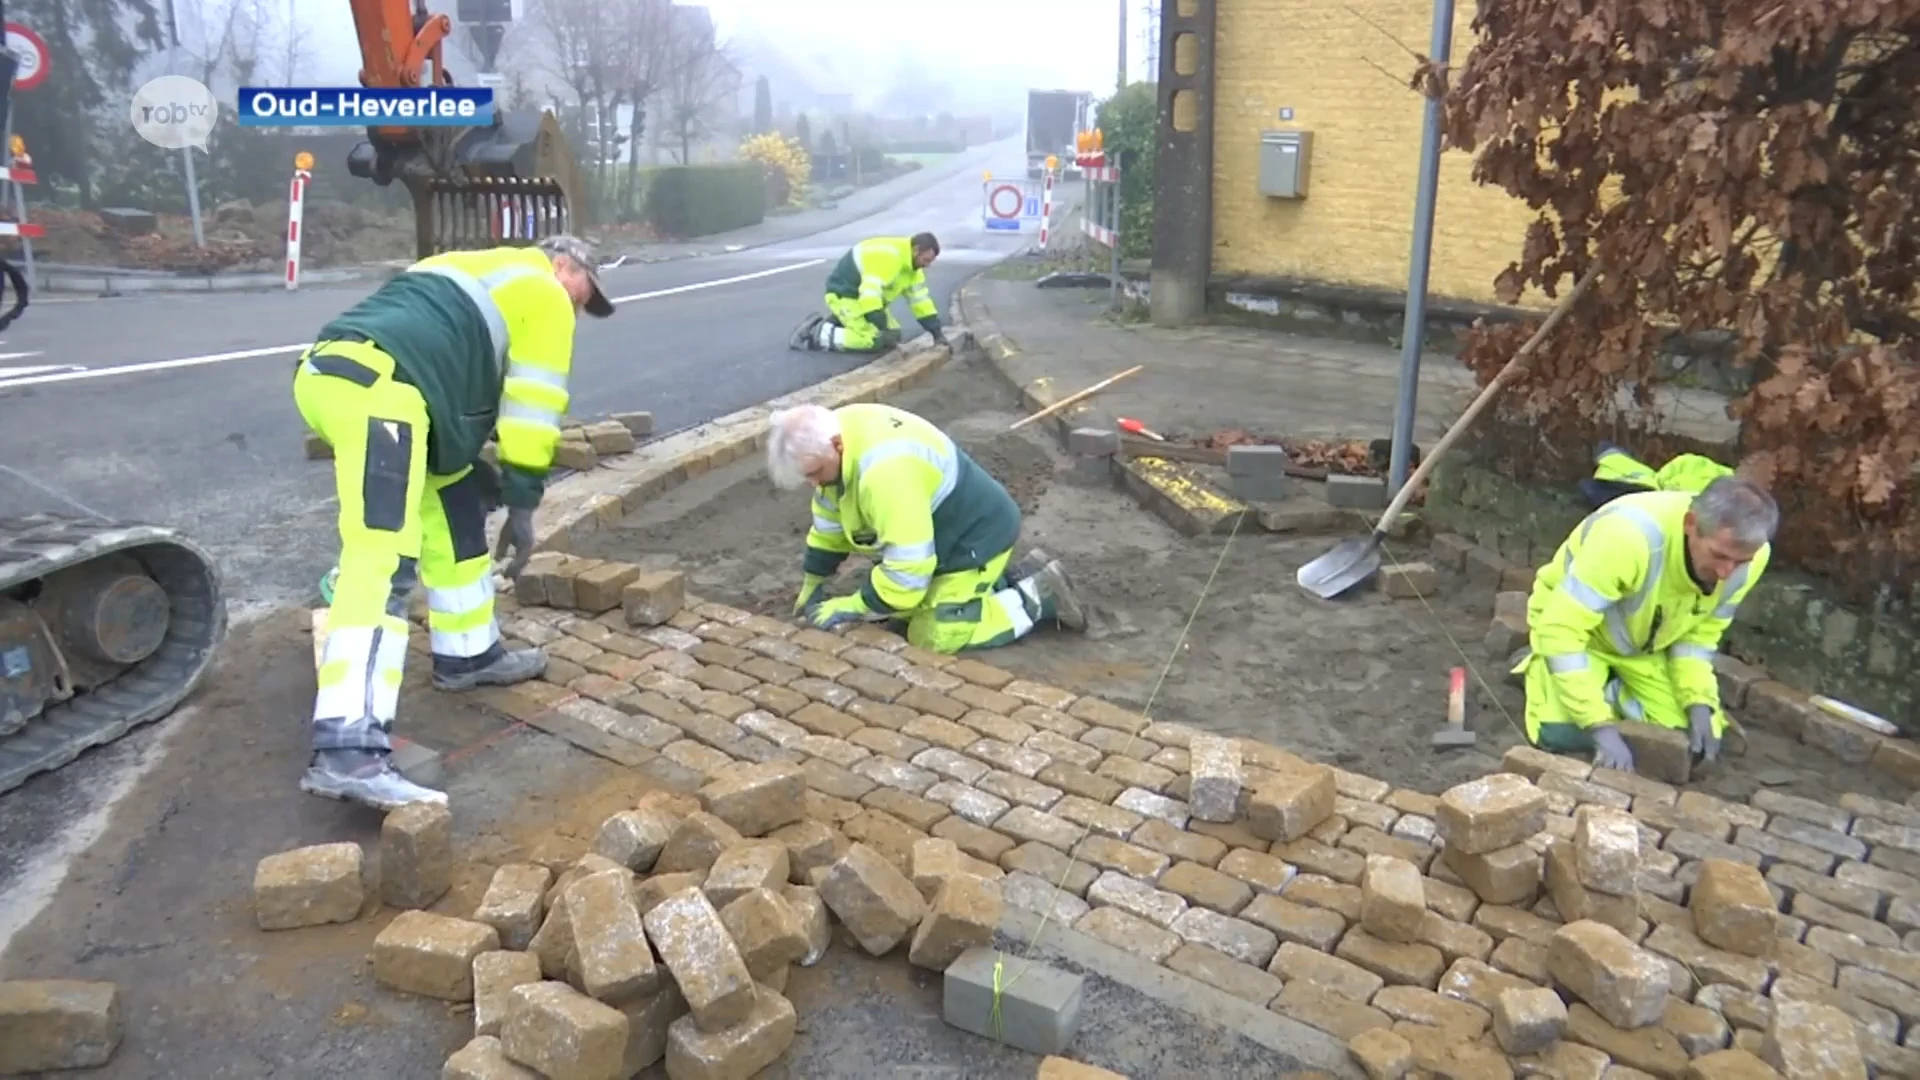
[293, 340, 498, 753]
[824, 294, 901, 352]
[903, 549, 1041, 655]
[1518, 649, 1691, 753]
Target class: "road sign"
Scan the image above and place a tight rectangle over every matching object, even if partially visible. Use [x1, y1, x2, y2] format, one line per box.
[476, 72, 507, 88]
[6, 23, 49, 92]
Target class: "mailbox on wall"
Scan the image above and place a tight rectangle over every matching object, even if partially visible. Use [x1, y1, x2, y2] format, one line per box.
[1258, 130, 1312, 199]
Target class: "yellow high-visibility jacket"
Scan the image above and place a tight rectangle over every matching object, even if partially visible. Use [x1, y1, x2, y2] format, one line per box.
[824, 237, 937, 325]
[1527, 490, 1770, 730]
[317, 245, 575, 509]
[801, 404, 1020, 613]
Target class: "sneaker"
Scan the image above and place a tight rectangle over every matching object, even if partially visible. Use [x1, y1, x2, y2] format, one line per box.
[1030, 559, 1087, 631]
[788, 314, 825, 351]
[300, 754, 447, 811]
[432, 645, 548, 692]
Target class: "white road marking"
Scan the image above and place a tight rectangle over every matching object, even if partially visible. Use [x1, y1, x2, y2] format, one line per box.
[0, 350, 44, 362]
[0, 364, 76, 381]
[0, 259, 829, 391]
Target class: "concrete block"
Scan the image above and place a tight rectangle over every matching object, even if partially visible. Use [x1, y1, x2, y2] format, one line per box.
[1436, 773, 1547, 855]
[704, 841, 791, 909]
[611, 410, 654, 437]
[0, 980, 122, 1073]
[633, 871, 707, 917]
[656, 812, 747, 874]
[1547, 919, 1671, 1030]
[1492, 985, 1566, 1056]
[1186, 734, 1243, 823]
[1226, 443, 1289, 477]
[1763, 1000, 1867, 1078]
[253, 841, 365, 930]
[718, 888, 811, 980]
[573, 562, 639, 614]
[443, 1034, 539, 1079]
[1066, 427, 1119, 457]
[1571, 805, 1642, 897]
[614, 985, 686, 1076]
[1228, 472, 1290, 502]
[622, 570, 685, 628]
[554, 439, 598, 472]
[1036, 1057, 1130, 1080]
[582, 420, 637, 455]
[818, 842, 928, 955]
[1483, 613, 1529, 658]
[781, 884, 832, 966]
[499, 981, 629, 1080]
[563, 870, 659, 1005]
[663, 985, 796, 1080]
[380, 800, 453, 910]
[474, 950, 544, 1038]
[528, 894, 576, 980]
[1346, 1027, 1413, 1080]
[943, 946, 1086, 1055]
[909, 874, 1004, 970]
[1327, 474, 1388, 509]
[1618, 720, 1693, 785]
[1443, 842, 1540, 906]
[373, 911, 502, 1001]
[1544, 840, 1640, 937]
[476, 864, 554, 952]
[1382, 562, 1437, 599]
[698, 762, 806, 838]
[1361, 854, 1427, 944]
[1691, 858, 1779, 958]
[640, 887, 757, 1033]
[592, 809, 675, 873]
[1247, 765, 1336, 843]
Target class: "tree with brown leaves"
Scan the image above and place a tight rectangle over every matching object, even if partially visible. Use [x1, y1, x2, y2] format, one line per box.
[1437, 0, 1920, 594]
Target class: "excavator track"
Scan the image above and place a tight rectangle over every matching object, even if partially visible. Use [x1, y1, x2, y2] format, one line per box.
[0, 514, 226, 795]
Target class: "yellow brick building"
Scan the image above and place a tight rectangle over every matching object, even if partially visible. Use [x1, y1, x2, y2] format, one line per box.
[1210, 0, 1536, 307]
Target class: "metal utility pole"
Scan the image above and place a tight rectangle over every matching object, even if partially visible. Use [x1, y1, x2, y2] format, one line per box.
[163, 0, 206, 248]
[1117, 0, 1127, 91]
[1385, 0, 1454, 499]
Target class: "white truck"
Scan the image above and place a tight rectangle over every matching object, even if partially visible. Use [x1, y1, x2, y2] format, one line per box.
[1026, 88, 1092, 180]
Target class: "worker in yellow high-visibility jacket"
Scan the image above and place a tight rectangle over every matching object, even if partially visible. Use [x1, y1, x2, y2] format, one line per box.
[294, 235, 614, 810]
[1514, 471, 1777, 774]
[789, 233, 945, 353]
[765, 401, 1086, 653]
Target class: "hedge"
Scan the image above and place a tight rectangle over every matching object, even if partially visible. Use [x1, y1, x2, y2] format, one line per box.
[642, 163, 767, 238]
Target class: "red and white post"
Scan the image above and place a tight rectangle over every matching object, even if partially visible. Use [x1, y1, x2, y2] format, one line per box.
[1039, 164, 1056, 250]
[286, 152, 314, 290]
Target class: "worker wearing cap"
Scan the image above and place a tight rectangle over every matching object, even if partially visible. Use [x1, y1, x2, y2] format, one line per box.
[765, 402, 1085, 653]
[790, 232, 946, 353]
[1514, 476, 1777, 775]
[293, 235, 615, 810]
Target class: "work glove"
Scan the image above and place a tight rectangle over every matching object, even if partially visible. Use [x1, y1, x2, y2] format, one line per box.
[807, 593, 872, 632]
[866, 309, 891, 331]
[793, 573, 829, 617]
[1590, 725, 1635, 773]
[919, 316, 947, 347]
[1686, 704, 1721, 764]
[494, 506, 536, 580]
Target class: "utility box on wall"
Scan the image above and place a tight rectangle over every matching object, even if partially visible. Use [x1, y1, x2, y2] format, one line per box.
[1258, 130, 1312, 199]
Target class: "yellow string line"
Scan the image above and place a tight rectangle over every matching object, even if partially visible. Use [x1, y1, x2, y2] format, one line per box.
[994, 505, 1250, 1004]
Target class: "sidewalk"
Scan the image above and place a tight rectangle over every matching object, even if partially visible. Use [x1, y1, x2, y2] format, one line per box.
[960, 273, 1738, 450]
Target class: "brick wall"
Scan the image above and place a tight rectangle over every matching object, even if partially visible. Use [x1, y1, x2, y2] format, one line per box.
[1210, 0, 1537, 306]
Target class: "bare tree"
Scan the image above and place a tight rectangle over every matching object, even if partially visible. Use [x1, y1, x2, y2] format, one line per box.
[659, 9, 738, 165]
[610, 0, 681, 204]
[526, 0, 621, 166]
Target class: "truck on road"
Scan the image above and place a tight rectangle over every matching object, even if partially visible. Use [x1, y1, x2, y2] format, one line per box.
[1026, 89, 1092, 180]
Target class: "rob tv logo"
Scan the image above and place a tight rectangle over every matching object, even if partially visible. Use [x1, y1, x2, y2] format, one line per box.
[129, 76, 221, 152]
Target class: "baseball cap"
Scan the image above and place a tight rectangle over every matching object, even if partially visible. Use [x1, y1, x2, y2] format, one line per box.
[538, 234, 615, 318]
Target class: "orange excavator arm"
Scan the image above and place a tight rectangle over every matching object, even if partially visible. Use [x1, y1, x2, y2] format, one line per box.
[350, 0, 456, 90]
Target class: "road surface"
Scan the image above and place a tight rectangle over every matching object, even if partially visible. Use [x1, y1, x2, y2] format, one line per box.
[0, 137, 1064, 621]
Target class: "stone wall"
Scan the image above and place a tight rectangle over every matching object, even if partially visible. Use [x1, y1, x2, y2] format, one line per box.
[1426, 458, 1920, 734]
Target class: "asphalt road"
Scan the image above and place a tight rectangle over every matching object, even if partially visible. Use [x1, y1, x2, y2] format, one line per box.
[0, 137, 1061, 621]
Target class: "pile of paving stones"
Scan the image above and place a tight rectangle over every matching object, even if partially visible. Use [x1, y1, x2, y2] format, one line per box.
[305, 411, 655, 473]
[453, 556, 1920, 1079]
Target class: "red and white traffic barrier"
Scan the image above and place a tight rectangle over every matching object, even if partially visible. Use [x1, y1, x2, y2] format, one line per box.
[286, 166, 311, 289]
[1039, 168, 1055, 250]
[1081, 165, 1122, 247]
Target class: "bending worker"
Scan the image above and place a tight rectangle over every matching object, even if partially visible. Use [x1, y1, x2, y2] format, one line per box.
[766, 401, 1083, 652]
[294, 235, 615, 810]
[789, 232, 946, 353]
[1516, 469, 1777, 775]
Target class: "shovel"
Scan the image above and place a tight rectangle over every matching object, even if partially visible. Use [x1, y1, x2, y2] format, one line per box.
[1297, 264, 1602, 599]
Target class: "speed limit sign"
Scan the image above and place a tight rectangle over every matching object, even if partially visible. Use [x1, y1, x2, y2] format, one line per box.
[6, 23, 50, 92]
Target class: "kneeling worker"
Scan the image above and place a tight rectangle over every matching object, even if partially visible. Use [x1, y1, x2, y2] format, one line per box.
[766, 402, 1082, 652]
[294, 235, 615, 810]
[1517, 475, 1777, 775]
[790, 233, 947, 353]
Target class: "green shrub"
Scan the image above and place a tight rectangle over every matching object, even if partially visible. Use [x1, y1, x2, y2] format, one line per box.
[1096, 81, 1157, 261]
[642, 163, 767, 238]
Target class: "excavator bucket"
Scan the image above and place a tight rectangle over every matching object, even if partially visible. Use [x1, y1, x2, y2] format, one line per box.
[347, 109, 586, 259]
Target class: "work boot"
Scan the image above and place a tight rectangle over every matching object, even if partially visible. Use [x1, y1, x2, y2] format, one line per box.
[1027, 559, 1087, 631]
[789, 314, 826, 351]
[1007, 548, 1054, 583]
[300, 749, 447, 811]
[431, 642, 548, 692]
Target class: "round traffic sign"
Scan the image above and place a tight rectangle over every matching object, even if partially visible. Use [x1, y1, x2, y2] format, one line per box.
[988, 184, 1023, 220]
[5, 23, 49, 92]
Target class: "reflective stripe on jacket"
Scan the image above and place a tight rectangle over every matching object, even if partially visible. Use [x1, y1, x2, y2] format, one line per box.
[1526, 490, 1770, 729]
[316, 245, 576, 509]
[802, 404, 1020, 612]
[823, 237, 937, 323]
